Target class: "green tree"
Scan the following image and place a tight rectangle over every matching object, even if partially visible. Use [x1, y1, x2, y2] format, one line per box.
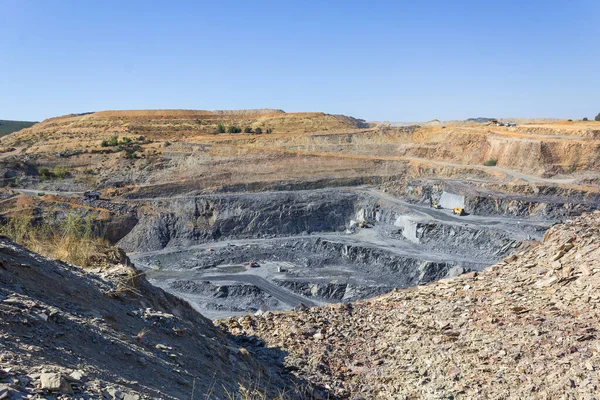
[583, 117, 588, 121]
[227, 126, 241, 133]
[254, 127, 262, 134]
[243, 127, 253, 133]
[216, 123, 226, 133]
[595, 113, 600, 122]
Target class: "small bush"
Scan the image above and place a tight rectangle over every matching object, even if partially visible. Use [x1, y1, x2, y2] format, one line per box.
[583, 117, 588, 121]
[38, 167, 53, 180]
[568, 119, 573, 122]
[595, 113, 600, 122]
[108, 135, 119, 146]
[53, 166, 69, 179]
[266, 128, 273, 134]
[244, 127, 253, 134]
[254, 127, 262, 134]
[227, 126, 241, 134]
[120, 137, 132, 145]
[101, 140, 109, 147]
[483, 159, 498, 166]
[216, 123, 226, 133]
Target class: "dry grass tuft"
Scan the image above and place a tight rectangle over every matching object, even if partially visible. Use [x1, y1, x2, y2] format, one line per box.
[0, 213, 123, 268]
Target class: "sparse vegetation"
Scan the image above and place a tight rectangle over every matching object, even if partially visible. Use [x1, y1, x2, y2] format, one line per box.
[216, 123, 226, 134]
[0, 213, 121, 268]
[483, 159, 498, 166]
[53, 165, 69, 179]
[38, 167, 53, 180]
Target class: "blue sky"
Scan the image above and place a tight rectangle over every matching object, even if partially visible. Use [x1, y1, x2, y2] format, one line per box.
[1, 0, 598, 122]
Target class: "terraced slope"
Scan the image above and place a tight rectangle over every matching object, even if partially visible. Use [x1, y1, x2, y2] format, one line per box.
[2, 109, 368, 147]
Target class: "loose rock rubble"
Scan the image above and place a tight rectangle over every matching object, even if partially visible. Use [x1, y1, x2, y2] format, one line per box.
[218, 212, 600, 399]
[0, 238, 315, 399]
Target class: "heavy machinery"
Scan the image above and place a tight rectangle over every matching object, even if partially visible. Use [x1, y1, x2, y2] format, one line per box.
[452, 207, 465, 216]
[431, 199, 442, 209]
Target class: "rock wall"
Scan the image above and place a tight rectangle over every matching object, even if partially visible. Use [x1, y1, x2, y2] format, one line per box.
[119, 190, 359, 252]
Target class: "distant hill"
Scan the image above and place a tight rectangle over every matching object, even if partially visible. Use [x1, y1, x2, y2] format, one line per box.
[0, 120, 37, 137]
[2, 109, 368, 148]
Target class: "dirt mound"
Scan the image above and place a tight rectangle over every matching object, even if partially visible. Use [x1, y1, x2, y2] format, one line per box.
[0, 238, 321, 398]
[218, 212, 600, 398]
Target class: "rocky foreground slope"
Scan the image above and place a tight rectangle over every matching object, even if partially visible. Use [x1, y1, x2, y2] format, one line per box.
[0, 239, 320, 399]
[218, 212, 600, 399]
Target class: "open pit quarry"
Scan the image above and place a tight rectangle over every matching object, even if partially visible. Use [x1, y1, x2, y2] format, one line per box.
[0, 110, 599, 398]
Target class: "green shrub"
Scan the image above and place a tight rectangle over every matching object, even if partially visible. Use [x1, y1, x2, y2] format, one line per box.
[266, 128, 273, 134]
[254, 127, 262, 134]
[596, 113, 600, 122]
[244, 127, 253, 133]
[483, 159, 498, 166]
[101, 139, 109, 147]
[53, 166, 69, 179]
[216, 123, 226, 133]
[38, 167, 53, 180]
[227, 126, 241, 134]
[583, 117, 588, 121]
[120, 137, 132, 145]
[108, 135, 119, 146]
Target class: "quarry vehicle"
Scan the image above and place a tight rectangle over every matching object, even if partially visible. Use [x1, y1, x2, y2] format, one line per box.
[452, 207, 465, 216]
[431, 199, 442, 209]
[249, 261, 260, 268]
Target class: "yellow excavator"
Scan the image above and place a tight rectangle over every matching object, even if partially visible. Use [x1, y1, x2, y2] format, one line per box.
[452, 208, 465, 216]
[431, 199, 442, 209]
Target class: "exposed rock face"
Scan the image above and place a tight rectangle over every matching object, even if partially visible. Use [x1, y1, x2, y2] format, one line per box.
[405, 180, 600, 218]
[218, 212, 600, 399]
[118, 190, 358, 252]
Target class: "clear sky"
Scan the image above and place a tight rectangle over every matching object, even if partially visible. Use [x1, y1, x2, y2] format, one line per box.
[1, 0, 599, 122]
